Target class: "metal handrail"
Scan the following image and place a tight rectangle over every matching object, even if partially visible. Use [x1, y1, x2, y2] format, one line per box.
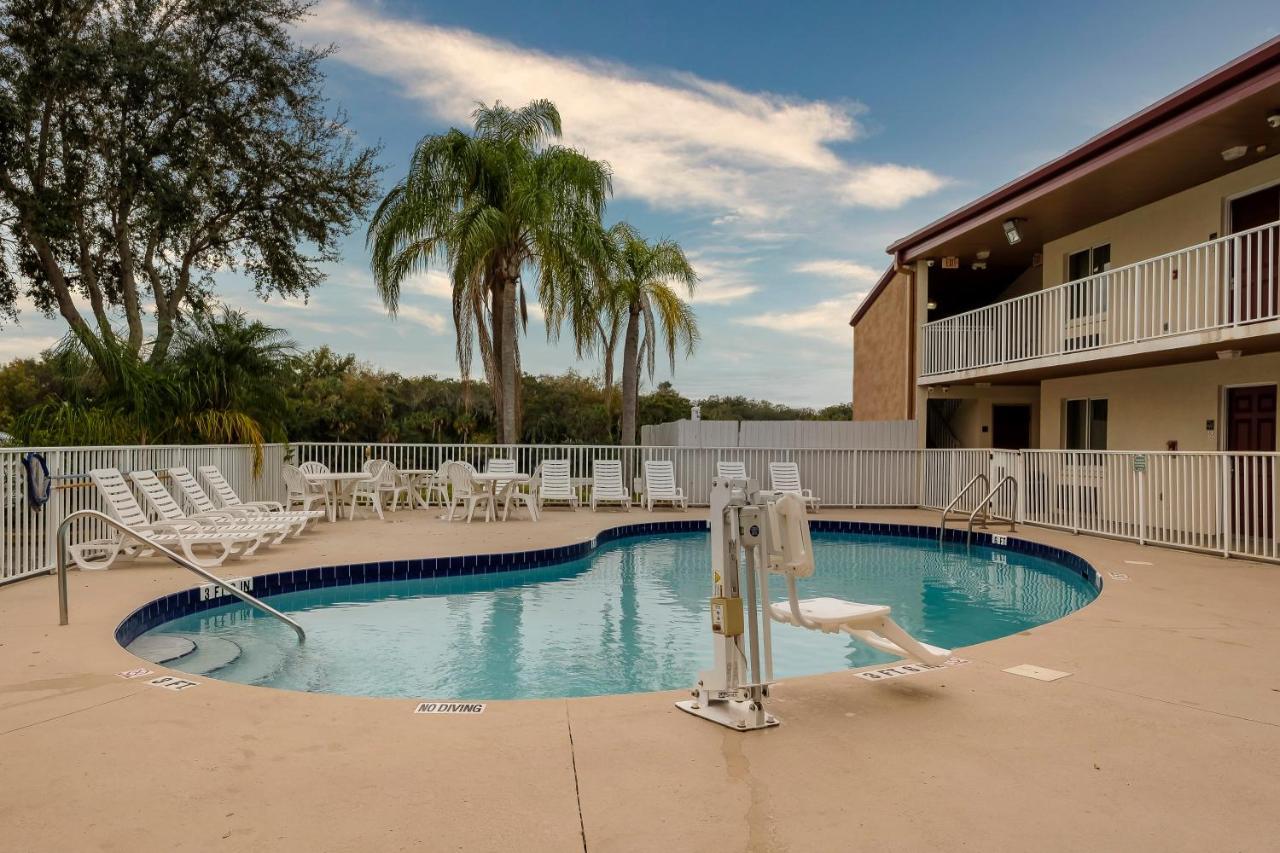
[56, 509, 305, 642]
[966, 476, 1018, 545]
[938, 473, 990, 541]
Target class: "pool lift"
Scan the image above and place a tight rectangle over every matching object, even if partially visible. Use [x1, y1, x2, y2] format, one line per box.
[676, 478, 952, 731]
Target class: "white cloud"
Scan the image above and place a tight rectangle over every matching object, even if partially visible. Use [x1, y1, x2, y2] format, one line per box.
[685, 254, 759, 305]
[368, 299, 448, 333]
[0, 334, 58, 360]
[792, 259, 881, 282]
[404, 270, 453, 300]
[734, 290, 869, 340]
[841, 164, 947, 208]
[301, 1, 946, 219]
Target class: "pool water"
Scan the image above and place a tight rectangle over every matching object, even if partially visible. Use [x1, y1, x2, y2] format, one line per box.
[137, 532, 1097, 699]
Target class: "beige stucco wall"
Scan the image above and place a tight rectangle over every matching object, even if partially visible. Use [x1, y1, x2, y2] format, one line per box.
[853, 271, 912, 421]
[1039, 352, 1280, 451]
[926, 386, 1041, 448]
[1042, 153, 1280, 289]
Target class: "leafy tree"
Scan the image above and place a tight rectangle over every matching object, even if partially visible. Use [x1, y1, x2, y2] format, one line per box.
[597, 222, 698, 445]
[0, 0, 380, 368]
[367, 99, 611, 443]
[9, 311, 295, 465]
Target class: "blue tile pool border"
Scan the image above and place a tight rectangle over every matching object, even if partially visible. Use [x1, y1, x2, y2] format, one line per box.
[115, 519, 1102, 648]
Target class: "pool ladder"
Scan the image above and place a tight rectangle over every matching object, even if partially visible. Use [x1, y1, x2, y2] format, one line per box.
[939, 474, 1018, 545]
[55, 509, 305, 642]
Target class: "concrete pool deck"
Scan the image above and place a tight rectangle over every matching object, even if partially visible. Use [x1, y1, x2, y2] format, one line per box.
[1, 506, 1278, 852]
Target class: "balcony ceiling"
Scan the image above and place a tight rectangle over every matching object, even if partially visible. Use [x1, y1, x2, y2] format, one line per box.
[897, 41, 1280, 271]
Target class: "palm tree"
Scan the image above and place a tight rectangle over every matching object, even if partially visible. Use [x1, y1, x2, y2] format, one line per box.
[367, 99, 611, 442]
[598, 223, 699, 445]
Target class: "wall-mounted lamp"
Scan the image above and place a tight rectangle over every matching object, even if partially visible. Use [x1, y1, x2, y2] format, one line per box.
[1002, 218, 1023, 246]
[926, 300, 938, 310]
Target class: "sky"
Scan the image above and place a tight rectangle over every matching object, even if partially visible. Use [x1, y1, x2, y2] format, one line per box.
[2, 0, 1277, 405]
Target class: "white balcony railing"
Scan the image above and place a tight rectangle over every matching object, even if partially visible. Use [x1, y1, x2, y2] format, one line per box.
[921, 219, 1280, 377]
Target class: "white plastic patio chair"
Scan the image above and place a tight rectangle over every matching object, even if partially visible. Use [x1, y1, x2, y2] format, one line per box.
[129, 470, 291, 547]
[347, 459, 409, 520]
[499, 462, 539, 521]
[716, 461, 748, 482]
[643, 460, 687, 511]
[590, 460, 631, 512]
[279, 464, 328, 516]
[536, 459, 578, 511]
[170, 466, 320, 536]
[72, 468, 259, 570]
[445, 461, 494, 522]
[768, 461, 820, 512]
[299, 461, 329, 475]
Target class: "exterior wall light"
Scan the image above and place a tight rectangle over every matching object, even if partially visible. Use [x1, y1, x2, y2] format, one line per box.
[1002, 218, 1023, 245]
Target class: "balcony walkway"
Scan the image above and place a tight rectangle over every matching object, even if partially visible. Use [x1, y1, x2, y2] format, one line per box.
[921, 219, 1280, 384]
[1, 507, 1278, 851]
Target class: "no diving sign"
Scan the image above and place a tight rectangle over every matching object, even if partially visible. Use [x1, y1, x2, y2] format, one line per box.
[414, 702, 486, 715]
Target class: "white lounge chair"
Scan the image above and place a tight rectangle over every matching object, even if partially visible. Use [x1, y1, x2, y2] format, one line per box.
[130, 470, 292, 548]
[590, 460, 631, 512]
[444, 461, 494, 523]
[72, 468, 259, 570]
[716, 461, 747, 482]
[169, 466, 320, 537]
[536, 459, 578, 511]
[768, 462, 820, 512]
[643, 460, 687, 511]
[198, 464, 299, 518]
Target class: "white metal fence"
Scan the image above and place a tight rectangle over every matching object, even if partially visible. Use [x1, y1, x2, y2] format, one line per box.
[922, 219, 1280, 377]
[1, 444, 285, 585]
[2, 442, 1277, 585]
[640, 418, 917, 449]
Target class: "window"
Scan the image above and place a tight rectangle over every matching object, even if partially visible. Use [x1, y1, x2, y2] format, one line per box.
[1064, 398, 1108, 450]
[1066, 243, 1111, 318]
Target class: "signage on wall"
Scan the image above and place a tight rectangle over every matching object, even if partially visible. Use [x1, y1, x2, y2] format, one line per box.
[1132, 454, 1147, 472]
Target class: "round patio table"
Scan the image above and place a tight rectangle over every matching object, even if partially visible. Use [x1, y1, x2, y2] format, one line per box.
[302, 471, 370, 522]
[398, 468, 436, 509]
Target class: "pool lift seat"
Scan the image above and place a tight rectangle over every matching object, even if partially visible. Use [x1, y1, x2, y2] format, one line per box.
[765, 493, 952, 667]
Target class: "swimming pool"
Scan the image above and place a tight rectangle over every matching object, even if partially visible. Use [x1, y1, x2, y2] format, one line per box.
[125, 524, 1099, 700]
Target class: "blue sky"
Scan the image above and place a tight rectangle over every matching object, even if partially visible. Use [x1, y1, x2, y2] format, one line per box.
[4, 0, 1277, 404]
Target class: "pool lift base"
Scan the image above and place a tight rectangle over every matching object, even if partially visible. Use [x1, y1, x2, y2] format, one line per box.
[679, 479, 949, 732]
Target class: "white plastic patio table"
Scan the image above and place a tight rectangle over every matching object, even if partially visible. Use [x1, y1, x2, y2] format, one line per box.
[469, 472, 535, 522]
[398, 468, 435, 509]
[302, 472, 370, 522]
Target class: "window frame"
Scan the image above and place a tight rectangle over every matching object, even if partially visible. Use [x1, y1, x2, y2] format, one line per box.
[1063, 397, 1108, 451]
[1065, 243, 1112, 319]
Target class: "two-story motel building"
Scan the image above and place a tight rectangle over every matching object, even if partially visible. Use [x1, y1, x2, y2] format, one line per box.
[852, 37, 1279, 459]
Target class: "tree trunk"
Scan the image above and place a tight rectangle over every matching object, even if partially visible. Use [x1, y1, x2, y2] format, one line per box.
[619, 303, 642, 445]
[500, 270, 519, 444]
[487, 280, 505, 441]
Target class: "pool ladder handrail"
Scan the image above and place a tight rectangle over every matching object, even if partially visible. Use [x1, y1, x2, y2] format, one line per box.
[938, 473, 990, 542]
[56, 509, 305, 642]
[966, 476, 1018, 546]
